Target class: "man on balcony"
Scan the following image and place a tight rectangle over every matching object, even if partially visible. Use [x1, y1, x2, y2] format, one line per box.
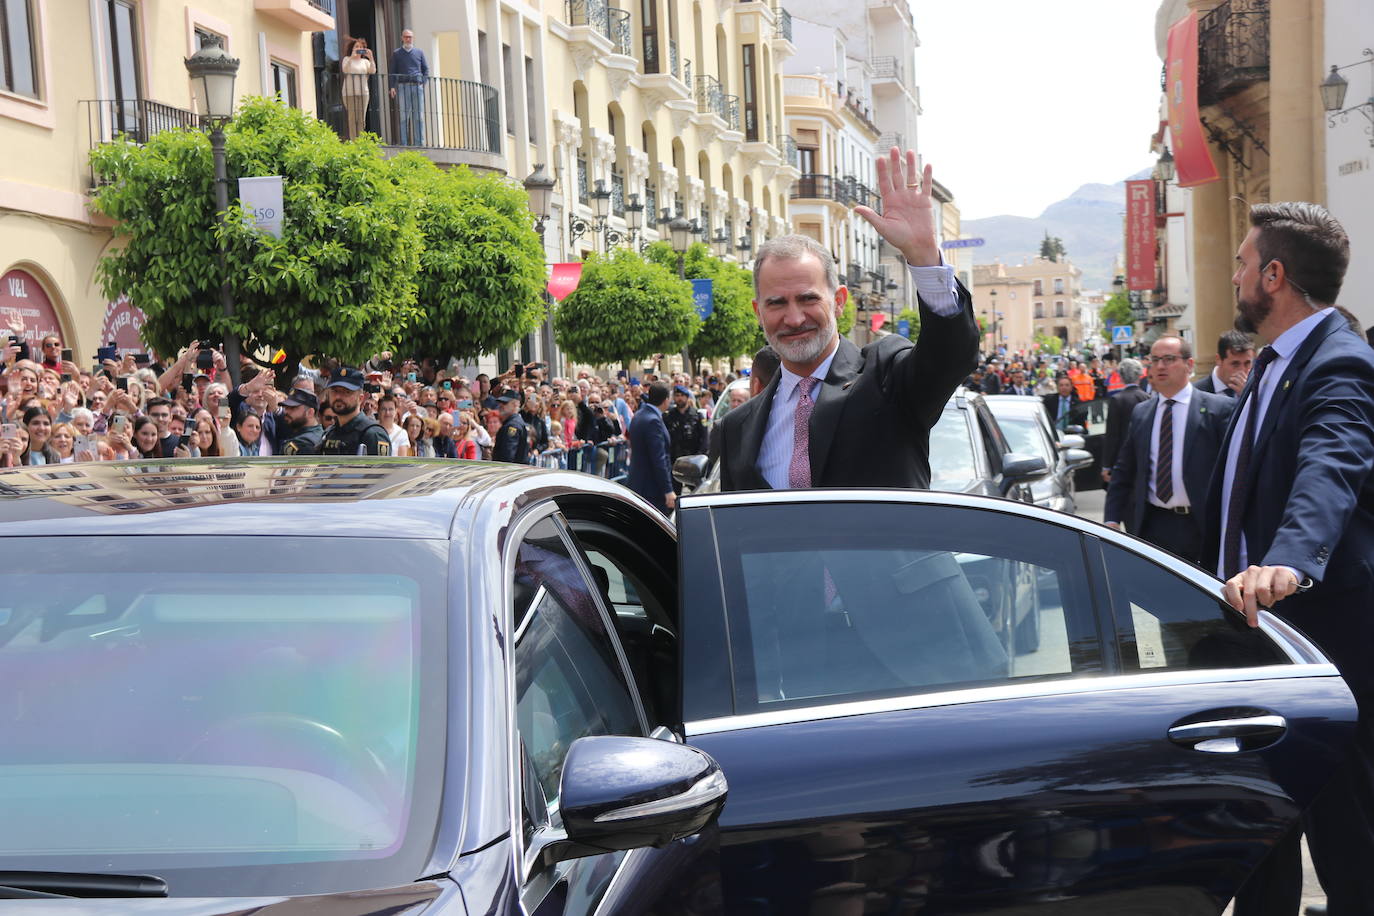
[389, 30, 429, 146]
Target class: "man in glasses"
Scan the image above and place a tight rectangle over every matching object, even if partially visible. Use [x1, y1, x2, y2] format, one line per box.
[1104, 335, 1233, 563]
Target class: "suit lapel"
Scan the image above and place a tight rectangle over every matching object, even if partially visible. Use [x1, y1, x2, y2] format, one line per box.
[1251, 312, 1344, 460]
[808, 338, 864, 483]
[734, 372, 780, 487]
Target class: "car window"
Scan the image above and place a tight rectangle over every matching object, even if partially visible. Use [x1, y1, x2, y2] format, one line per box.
[976, 404, 1008, 474]
[702, 503, 1102, 715]
[513, 518, 644, 821]
[995, 411, 1053, 464]
[928, 409, 979, 491]
[1100, 542, 1287, 671]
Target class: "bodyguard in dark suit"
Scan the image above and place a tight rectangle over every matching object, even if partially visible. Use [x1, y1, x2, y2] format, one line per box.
[626, 383, 675, 514]
[1104, 337, 1234, 563]
[716, 151, 978, 492]
[1212, 204, 1374, 916]
[1192, 328, 1254, 398]
[1100, 357, 1150, 480]
[1041, 376, 1084, 432]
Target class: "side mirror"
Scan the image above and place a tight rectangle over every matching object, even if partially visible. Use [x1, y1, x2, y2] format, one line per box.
[530, 735, 727, 868]
[1064, 424, 1088, 437]
[1000, 452, 1050, 496]
[1063, 447, 1095, 471]
[673, 454, 709, 491]
[1057, 434, 1086, 450]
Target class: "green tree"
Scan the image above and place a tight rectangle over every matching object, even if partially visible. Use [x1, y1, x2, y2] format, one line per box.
[390, 155, 547, 363]
[1039, 232, 1067, 262]
[1034, 331, 1064, 355]
[1100, 290, 1134, 328]
[897, 307, 922, 338]
[554, 248, 699, 365]
[645, 241, 757, 365]
[90, 97, 421, 372]
[837, 298, 857, 336]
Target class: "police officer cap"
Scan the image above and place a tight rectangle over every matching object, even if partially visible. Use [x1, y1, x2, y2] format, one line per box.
[282, 389, 318, 410]
[674, 384, 692, 396]
[327, 367, 365, 390]
[496, 393, 521, 404]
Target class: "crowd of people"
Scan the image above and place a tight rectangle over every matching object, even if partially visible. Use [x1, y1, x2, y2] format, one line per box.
[0, 336, 744, 474]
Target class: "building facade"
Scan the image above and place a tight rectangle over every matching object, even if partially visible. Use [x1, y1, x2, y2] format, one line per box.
[0, 0, 330, 364]
[971, 263, 1034, 355]
[1323, 0, 1374, 324]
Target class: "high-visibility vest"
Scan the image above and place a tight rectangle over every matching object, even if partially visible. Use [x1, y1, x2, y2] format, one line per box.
[1070, 370, 1095, 402]
[1106, 370, 1125, 393]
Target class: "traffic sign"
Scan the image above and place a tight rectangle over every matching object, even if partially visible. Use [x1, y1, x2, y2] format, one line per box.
[1111, 325, 1134, 345]
[940, 237, 985, 249]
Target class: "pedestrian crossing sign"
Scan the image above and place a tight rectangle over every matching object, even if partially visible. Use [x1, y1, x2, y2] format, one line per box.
[1111, 325, 1134, 345]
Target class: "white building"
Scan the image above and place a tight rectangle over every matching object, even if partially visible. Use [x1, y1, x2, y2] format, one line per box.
[1323, 0, 1374, 327]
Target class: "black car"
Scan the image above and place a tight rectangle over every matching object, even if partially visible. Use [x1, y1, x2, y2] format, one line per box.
[985, 393, 1096, 515]
[0, 459, 1356, 914]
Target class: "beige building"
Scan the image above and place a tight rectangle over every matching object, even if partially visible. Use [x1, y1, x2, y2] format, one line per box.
[971, 263, 1034, 355]
[1152, 0, 1328, 374]
[975, 258, 1086, 352]
[0, 0, 331, 365]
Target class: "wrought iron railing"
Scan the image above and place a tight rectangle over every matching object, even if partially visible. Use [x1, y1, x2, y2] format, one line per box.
[774, 5, 793, 42]
[644, 182, 658, 219]
[669, 39, 679, 79]
[577, 155, 589, 203]
[606, 7, 633, 55]
[611, 170, 626, 215]
[84, 97, 202, 150]
[566, 0, 609, 34]
[317, 73, 500, 153]
[871, 55, 904, 84]
[1198, 0, 1268, 106]
[683, 58, 693, 87]
[776, 132, 799, 168]
[791, 173, 840, 201]
[722, 93, 741, 131]
[695, 74, 725, 120]
[307, 0, 335, 14]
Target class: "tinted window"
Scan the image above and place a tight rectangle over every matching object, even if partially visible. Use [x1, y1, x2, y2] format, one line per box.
[704, 503, 1102, 715]
[1101, 542, 1286, 671]
[928, 409, 978, 491]
[513, 518, 643, 817]
[994, 410, 1052, 463]
[0, 536, 447, 897]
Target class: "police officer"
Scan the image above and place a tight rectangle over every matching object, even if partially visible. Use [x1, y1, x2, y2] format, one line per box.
[491, 393, 529, 464]
[664, 384, 706, 459]
[320, 367, 392, 456]
[279, 389, 325, 456]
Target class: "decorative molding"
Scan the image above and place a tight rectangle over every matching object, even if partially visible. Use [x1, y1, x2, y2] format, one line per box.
[627, 149, 651, 188]
[665, 99, 697, 135]
[550, 19, 613, 81]
[686, 176, 707, 216]
[554, 111, 582, 153]
[637, 74, 692, 110]
[691, 112, 726, 146]
[716, 129, 744, 161]
[589, 129, 617, 176]
[710, 188, 729, 216]
[604, 55, 638, 101]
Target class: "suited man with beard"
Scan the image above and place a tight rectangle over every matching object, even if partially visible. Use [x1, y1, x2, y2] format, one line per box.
[714, 150, 978, 492]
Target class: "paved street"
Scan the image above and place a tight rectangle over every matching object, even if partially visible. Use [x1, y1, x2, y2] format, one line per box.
[1074, 486, 1325, 915]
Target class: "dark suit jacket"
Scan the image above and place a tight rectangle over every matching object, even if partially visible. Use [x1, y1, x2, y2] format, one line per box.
[1202, 312, 1374, 698]
[1102, 384, 1151, 472]
[1192, 372, 1235, 397]
[1105, 389, 1234, 535]
[626, 404, 673, 512]
[716, 288, 978, 491]
[1041, 391, 1084, 430]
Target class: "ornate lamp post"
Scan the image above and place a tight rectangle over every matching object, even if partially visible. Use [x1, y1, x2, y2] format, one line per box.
[185, 35, 242, 387]
[670, 215, 695, 370]
[524, 164, 558, 370]
[570, 179, 613, 248]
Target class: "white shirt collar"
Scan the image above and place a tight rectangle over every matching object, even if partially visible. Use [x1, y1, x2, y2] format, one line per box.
[1157, 382, 1193, 406]
[1269, 307, 1335, 360]
[1210, 366, 1227, 392]
[777, 341, 840, 400]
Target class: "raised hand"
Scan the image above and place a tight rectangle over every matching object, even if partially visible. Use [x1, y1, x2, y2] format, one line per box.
[853, 147, 941, 267]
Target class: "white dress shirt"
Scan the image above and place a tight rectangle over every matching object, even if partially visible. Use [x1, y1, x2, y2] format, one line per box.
[1209, 366, 1231, 395]
[1147, 384, 1192, 509]
[1216, 307, 1334, 576]
[756, 263, 963, 489]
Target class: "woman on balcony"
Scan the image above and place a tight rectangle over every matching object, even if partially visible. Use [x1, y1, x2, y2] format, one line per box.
[341, 37, 376, 140]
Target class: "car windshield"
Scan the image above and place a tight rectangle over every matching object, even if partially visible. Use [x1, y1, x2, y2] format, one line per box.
[928, 409, 978, 490]
[991, 410, 1051, 463]
[0, 535, 448, 897]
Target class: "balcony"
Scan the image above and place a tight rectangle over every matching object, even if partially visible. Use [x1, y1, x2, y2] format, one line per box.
[774, 5, 793, 42]
[84, 98, 202, 183]
[317, 73, 502, 170]
[877, 131, 903, 152]
[695, 74, 731, 126]
[722, 93, 741, 131]
[1197, 0, 1268, 107]
[606, 7, 633, 55]
[563, 0, 631, 54]
[776, 131, 799, 168]
[791, 173, 854, 206]
[255, 0, 335, 31]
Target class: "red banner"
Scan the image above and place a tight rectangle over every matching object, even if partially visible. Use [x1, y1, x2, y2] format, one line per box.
[1126, 180, 1157, 292]
[0, 269, 64, 349]
[547, 262, 584, 302]
[100, 294, 152, 357]
[870, 312, 888, 333]
[1165, 13, 1219, 188]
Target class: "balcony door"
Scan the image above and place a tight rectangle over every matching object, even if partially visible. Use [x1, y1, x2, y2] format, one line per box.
[100, 0, 143, 140]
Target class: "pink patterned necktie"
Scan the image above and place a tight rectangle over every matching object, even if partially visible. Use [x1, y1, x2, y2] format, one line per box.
[788, 376, 820, 489]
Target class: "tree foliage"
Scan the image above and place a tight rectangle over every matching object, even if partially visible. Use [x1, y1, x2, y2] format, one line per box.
[645, 242, 757, 361]
[91, 97, 421, 369]
[1039, 232, 1067, 262]
[837, 298, 857, 336]
[554, 248, 699, 365]
[1034, 331, 1064, 355]
[389, 155, 547, 362]
[897, 308, 922, 339]
[1100, 290, 1134, 327]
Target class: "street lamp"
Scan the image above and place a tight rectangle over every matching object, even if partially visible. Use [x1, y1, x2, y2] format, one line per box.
[711, 228, 730, 257]
[1157, 147, 1176, 183]
[569, 178, 613, 247]
[669, 215, 695, 370]
[523, 164, 555, 241]
[184, 34, 242, 388]
[1320, 63, 1352, 112]
[1320, 51, 1374, 147]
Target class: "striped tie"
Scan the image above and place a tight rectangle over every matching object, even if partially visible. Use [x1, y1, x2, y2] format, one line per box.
[788, 377, 820, 489]
[1156, 399, 1175, 503]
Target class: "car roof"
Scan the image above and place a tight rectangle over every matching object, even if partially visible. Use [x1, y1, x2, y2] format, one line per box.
[984, 394, 1045, 412]
[0, 458, 617, 538]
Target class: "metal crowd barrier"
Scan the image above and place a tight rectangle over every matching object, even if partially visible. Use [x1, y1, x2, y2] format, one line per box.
[529, 442, 630, 482]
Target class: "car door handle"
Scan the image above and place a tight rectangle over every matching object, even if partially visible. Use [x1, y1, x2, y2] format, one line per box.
[1168, 714, 1287, 749]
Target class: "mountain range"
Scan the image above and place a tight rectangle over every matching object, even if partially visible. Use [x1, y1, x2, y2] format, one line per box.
[960, 169, 1150, 290]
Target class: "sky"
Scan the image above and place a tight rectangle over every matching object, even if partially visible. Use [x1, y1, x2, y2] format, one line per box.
[914, 0, 1165, 220]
